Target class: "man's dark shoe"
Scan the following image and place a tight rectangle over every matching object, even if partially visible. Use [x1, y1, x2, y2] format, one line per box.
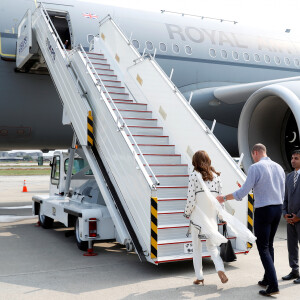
[282, 271, 299, 280]
[294, 278, 300, 284]
[258, 279, 268, 287]
[259, 287, 280, 296]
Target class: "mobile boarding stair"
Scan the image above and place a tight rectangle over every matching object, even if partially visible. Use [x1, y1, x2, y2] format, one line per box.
[16, 5, 252, 264]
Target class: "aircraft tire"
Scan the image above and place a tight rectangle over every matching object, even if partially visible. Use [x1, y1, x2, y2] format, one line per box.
[39, 212, 54, 229]
[75, 218, 88, 251]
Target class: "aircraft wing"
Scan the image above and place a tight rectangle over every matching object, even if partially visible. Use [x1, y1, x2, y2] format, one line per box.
[213, 76, 300, 104]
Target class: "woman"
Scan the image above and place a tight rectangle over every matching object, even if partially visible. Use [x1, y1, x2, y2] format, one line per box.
[184, 150, 228, 285]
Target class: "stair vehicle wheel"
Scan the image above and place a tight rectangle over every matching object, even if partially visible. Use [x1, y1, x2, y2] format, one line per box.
[39, 210, 53, 229]
[75, 218, 88, 251]
[125, 240, 133, 252]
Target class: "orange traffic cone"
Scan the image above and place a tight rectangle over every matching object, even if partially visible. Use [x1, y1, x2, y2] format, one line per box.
[22, 180, 28, 192]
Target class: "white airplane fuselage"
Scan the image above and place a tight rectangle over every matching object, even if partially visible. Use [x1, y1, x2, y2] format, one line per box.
[1, 0, 300, 154]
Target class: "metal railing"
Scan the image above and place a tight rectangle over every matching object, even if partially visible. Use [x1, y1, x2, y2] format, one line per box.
[37, 5, 159, 188]
[160, 10, 238, 24]
[78, 44, 160, 188]
[39, 4, 69, 59]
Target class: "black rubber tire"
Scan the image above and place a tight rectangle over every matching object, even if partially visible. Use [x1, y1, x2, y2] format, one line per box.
[75, 218, 88, 251]
[39, 211, 54, 229]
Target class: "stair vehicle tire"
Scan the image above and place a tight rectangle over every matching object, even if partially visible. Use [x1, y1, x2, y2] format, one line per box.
[39, 211, 54, 229]
[125, 240, 133, 252]
[75, 218, 88, 251]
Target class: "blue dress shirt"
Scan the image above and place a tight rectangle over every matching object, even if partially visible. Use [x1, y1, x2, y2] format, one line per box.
[233, 157, 285, 208]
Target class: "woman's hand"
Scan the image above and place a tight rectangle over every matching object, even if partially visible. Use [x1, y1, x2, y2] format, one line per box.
[217, 195, 225, 203]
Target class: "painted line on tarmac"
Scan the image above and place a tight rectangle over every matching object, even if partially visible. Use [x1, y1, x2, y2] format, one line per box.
[0, 215, 36, 223]
[0, 205, 32, 209]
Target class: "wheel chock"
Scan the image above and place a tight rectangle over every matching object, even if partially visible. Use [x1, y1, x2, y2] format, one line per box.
[83, 247, 97, 256]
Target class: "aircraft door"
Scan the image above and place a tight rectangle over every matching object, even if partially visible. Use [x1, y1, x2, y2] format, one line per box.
[16, 10, 33, 68]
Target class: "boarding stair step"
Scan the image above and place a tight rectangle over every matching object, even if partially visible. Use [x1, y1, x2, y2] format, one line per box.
[156, 186, 188, 198]
[124, 118, 158, 127]
[92, 68, 115, 75]
[146, 164, 188, 175]
[104, 85, 126, 93]
[135, 145, 175, 155]
[110, 102, 147, 111]
[128, 126, 163, 135]
[149, 175, 189, 186]
[116, 109, 152, 118]
[157, 198, 187, 211]
[137, 153, 181, 164]
[129, 135, 169, 145]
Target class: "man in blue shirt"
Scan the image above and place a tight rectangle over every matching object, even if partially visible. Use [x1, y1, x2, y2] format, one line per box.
[217, 143, 285, 297]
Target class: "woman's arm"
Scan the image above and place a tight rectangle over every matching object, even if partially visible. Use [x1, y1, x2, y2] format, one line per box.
[183, 173, 196, 218]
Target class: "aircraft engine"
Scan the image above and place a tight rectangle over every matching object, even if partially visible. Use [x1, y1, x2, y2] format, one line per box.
[238, 81, 300, 172]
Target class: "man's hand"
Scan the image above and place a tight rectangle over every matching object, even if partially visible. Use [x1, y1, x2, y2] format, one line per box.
[290, 213, 300, 224]
[284, 214, 294, 224]
[217, 195, 225, 204]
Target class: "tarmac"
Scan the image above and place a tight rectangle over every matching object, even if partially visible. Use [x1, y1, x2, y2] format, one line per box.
[0, 175, 298, 300]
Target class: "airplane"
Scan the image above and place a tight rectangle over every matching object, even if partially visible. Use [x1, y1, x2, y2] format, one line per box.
[1, 0, 300, 172]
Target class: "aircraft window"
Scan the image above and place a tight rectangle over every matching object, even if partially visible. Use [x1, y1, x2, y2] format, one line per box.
[132, 39, 140, 49]
[159, 42, 167, 52]
[254, 54, 260, 62]
[146, 41, 154, 51]
[274, 56, 281, 64]
[209, 48, 216, 58]
[185, 45, 192, 55]
[221, 50, 228, 59]
[294, 58, 300, 67]
[232, 51, 239, 60]
[285, 57, 290, 65]
[264, 55, 271, 63]
[243, 53, 250, 61]
[173, 44, 180, 53]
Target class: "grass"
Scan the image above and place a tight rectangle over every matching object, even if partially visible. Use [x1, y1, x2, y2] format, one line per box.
[0, 169, 51, 176]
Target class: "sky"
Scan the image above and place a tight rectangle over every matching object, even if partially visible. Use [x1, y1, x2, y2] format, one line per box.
[81, 0, 300, 37]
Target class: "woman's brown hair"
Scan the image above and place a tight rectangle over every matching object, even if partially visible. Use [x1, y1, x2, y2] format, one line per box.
[192, 150, 220, 181]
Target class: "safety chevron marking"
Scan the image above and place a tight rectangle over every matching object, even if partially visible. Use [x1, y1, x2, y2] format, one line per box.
[151, 197, 158, 259]
[87, 111, 94, 147]
[247, 193, 254, 248]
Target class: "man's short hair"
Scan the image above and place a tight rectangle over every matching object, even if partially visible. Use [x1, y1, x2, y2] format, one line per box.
[292, 149, 300, 156]
[251, 143, 267, 154]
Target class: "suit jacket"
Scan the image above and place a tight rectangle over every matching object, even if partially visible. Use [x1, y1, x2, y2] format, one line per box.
[283, 172, 300, 218]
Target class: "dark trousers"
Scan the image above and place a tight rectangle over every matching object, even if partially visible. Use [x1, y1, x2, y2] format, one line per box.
[287, 222, 300, 272]
[254, 204, 282, 289]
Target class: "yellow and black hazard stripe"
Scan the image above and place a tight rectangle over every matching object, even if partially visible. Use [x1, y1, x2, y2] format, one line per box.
[151, 197, 158, 259]
[87, 111, 94, 147]
[247, 193, 254, 248]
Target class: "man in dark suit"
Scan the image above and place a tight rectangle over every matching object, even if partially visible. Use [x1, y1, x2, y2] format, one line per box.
[282, 150, 300, 284]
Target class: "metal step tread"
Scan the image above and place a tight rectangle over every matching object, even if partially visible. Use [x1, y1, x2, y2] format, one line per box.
[106, 92, 130, 96]
[125, 117, 158, 121]
[146, 164, 188, 166]
[91, 62, 110, 66]
[86, 57, 107, 61]
[93, 67, 114, 71]
[95, 73, 117, 78]
[138, 153, 179, 157]
[84, 52, 104, 56]
[112, 101, 146, 106]
[138, 144, 176, 148]
[151, 175, 188, 178]
[129, 134, 169, 138]
[135, 145, 176, 148]
[157, 198, 187, 201]
[102, 79, 121, 84]
[129, 126, 163, 129]
[158, 209, 184, 214]
[104, 85, 125, 89]
[155, 249, 249, 264]
[158, 223, 189, 229]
